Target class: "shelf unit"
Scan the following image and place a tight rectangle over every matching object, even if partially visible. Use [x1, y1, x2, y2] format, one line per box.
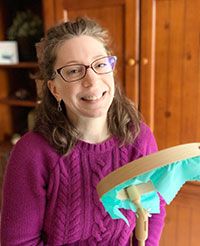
[0, 62, 38, 141]
[0, 62, 38, 107]
[0, 1, 43, 201]
[0, 0, 43, 144]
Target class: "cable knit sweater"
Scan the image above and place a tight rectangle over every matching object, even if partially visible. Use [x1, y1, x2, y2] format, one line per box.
[1, 123, 166, 245]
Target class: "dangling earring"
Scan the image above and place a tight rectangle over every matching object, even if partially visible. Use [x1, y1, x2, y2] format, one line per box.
[57, 100, 62, 112]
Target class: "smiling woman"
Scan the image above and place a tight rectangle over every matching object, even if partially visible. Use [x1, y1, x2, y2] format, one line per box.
[0, 17, 166, 246]
[47, 35, 116, 129]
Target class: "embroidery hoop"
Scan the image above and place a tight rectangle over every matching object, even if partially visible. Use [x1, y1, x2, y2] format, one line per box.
[97, 143, 200, 246]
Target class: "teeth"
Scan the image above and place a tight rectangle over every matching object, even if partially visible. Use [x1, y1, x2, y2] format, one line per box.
[83, 95, 102, 100]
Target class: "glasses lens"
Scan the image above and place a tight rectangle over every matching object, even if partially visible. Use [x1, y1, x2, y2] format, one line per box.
[92, 56, 117, 74]
[60, 65, 85, 82]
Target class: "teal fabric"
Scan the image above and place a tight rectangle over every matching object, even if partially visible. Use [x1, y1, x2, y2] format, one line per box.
[101, 156, 200, 225]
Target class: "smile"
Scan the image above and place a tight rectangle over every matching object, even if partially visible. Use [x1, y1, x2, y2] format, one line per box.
[81, 91, 107, 101]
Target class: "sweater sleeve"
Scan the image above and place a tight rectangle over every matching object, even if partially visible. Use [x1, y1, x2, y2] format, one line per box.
[133, 123, 166, 246]
[1, 133, 50, 245]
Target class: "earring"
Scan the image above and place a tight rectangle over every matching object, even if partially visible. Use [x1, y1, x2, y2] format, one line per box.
[57, 100, 62, 112]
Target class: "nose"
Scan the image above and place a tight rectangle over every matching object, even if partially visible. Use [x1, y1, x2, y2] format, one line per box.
[81, 67, 99, 87]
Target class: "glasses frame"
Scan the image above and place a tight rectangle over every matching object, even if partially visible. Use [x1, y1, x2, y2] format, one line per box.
[55, 55, 117, 83]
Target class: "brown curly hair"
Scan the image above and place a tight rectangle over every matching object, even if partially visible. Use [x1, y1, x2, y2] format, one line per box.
[33, 17, 141, 155]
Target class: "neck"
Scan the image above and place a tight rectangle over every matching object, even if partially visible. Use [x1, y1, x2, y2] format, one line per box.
[76, 117, 110, 143]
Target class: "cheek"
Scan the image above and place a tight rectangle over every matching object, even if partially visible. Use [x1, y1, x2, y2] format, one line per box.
[56, 82, 68, 96]
[59, 84, 79, 102]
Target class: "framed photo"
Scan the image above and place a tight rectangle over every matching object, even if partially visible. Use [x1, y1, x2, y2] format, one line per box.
[0, 41, 19, 64]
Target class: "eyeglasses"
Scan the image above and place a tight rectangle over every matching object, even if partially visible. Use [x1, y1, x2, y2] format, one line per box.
[55, 55, 117, 83]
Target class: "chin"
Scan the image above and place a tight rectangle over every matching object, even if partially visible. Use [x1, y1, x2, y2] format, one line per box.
[83, 110, 108, 119]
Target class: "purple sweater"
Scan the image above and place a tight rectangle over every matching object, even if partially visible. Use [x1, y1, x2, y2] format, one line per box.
[1, 123, 166, 245]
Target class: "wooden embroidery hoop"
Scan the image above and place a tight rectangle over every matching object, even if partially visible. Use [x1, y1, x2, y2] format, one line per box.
[97, 143, 200, 246]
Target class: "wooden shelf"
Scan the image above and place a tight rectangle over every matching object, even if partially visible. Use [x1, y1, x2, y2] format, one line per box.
[0, 62, 38, 69]
[0, 97, 37, 107]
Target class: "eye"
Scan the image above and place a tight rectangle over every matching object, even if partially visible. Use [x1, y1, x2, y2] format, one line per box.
[94, 61, 109, 71]
[96, 62, 107, 68]
[62, 65, 84, 78]
[66, 67, 81, 75]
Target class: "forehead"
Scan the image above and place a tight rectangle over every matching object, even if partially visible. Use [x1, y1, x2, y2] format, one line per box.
[55, 35, 107, 66]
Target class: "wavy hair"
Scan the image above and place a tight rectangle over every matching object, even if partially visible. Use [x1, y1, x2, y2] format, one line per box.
[33, 17, 141, 155]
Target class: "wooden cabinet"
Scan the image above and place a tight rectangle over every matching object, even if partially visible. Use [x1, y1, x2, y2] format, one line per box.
[144, 0, 200, 149]
[0, 0, 200, 244]
[153, 1, 200, 245]
[0, 0, 43, 142]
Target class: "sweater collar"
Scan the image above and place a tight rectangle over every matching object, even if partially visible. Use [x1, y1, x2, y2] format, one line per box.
[75, 136, 118, 153]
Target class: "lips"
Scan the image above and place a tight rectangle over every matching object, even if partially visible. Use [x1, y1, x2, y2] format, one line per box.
[81, 91, 106, 101]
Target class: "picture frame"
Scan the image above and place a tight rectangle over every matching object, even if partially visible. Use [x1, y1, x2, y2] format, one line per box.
[0, 41, 19, 64]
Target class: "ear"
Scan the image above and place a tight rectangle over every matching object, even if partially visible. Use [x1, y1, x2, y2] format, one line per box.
[47, 80, 61, 101]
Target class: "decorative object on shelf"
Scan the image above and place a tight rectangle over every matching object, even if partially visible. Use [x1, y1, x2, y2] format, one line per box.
[10, 133, 21, 145]
[14, 88, 30, 100]
[97, 143, 200, 245]
[7, 10, 43, 61]
[0, 41, 19, 64]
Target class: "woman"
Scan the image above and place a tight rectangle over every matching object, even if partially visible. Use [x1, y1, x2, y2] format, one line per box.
[1, 17, 165, 245]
